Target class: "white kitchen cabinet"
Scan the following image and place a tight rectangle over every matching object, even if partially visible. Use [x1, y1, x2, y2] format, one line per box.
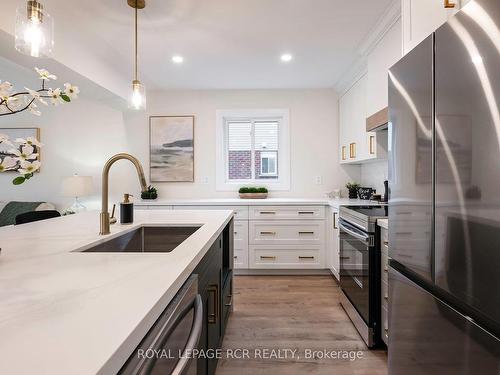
[366, 19, 402, 118]
[339, 74, 368, 163]
[402, 0, 469, 55]
[326, 207, 340, 281]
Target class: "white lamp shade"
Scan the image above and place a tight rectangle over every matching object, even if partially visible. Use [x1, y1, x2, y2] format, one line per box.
[61, 175, 93, 197]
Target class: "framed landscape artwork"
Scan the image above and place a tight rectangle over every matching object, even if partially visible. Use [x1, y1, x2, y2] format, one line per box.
[150, 116, 194, 182]
[0, 127, 41, 173]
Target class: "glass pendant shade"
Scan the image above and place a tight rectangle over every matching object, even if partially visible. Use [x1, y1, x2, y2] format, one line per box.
[128, 80, 146, 110]
[15, 1, 54, 58]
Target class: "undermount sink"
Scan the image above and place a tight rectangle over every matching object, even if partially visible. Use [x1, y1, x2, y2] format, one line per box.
[82, 226, 202, 253]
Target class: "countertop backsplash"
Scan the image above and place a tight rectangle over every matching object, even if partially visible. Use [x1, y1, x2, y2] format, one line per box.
[360, 160, 389, 196]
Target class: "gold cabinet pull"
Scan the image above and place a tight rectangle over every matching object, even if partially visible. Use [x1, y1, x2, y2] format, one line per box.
[349, 142, 356, 158]
[299, 256, 315, 260]
[298, 211, 315, 215]
[207, 284, 219, 324]
[259, 211, 276, 215]
[444, 0, 456, 8]
[369, 135, 375, 155]
[340, 256, 350, 260]
[298, 231, 315, 235]
[225, 294, 233, 307]
[333, 212, 338, 229]
[260, 256, 276, 260]
[341, 146, 347, 161]
[260, 231, 276, 235]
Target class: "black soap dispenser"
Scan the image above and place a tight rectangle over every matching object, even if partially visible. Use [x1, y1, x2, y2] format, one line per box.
[120, 193, 134, 224]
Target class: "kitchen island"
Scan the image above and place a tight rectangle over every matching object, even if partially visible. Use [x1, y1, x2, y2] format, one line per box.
[0, 209, 233, 375]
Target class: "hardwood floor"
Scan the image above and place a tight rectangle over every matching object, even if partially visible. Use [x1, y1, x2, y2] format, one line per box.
[216, 275, 387, 375]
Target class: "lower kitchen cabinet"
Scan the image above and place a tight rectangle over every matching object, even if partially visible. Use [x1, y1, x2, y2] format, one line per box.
[326, 207, 340, 280]
[192, 223, 233, 375]
[380, 226, 389, 346]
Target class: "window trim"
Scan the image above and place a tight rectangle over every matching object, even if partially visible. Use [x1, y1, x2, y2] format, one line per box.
[216, 109, 290, 191]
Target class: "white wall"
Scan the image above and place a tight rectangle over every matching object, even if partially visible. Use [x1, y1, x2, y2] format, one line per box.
[124, 89, 360, 199]
[1, 88, 360, 209]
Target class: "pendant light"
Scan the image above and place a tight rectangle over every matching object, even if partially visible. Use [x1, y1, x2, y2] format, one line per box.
[15, 0, 54, 58]
[128, 0, 146, 110]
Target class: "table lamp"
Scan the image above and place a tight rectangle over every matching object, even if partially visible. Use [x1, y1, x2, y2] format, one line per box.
[61, 174, 93, 213]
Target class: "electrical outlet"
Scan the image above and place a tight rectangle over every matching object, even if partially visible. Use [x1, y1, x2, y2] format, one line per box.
[315, 176, 323, 185]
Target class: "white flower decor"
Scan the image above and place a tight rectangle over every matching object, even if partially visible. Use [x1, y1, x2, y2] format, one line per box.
[0, 67, 79, 117]
[0, 135, 43, 185]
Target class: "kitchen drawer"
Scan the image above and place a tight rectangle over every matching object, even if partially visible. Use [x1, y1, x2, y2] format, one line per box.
[382, 305, 389, 345]
[381, 228, 388, 248]
[382, 279, 389, 309]
[233, 221, 248, 251]
[249, 245, 324, 269]
[249, 206, 325, 220]
[233, 249, 249, 269]
[138, 205, 174, 210]
[249, 221, 325, 245]
[381, 251, 389, 284]
[173, 205, 248, 220]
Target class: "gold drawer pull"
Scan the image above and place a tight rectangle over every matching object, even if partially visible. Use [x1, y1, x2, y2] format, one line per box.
[260, 211, 276, 215]
[299, 231, 315, 235]
[340, 256, 350, 260]
[260, 256, 276, 260]
[444, 0, 456, 8]
[299, 256, 315, 260]
[225, 294, 233, 307]
[260, 231, 276, 235]
[298, 211, 315, 215]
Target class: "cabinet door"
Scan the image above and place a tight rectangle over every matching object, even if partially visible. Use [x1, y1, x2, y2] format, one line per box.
[402, 0, 467, 55]
[352, 74, 368, 161]
[330, 208, 340, 280]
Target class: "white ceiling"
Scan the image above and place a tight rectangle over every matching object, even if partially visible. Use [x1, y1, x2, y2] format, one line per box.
[2, 0, 394, 91]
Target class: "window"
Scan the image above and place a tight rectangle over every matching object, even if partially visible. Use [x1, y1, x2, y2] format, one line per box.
[216, 109, 290, 191]
[260, 151, 277, 176]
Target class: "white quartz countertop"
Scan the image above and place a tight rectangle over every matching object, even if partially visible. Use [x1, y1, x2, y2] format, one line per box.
[0, 209, 233, 375]
[136, 197, 383, 208]
[377, 218, 389, 229]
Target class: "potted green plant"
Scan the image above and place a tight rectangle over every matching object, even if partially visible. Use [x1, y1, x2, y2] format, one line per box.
[141, 185, 158, 200]
[239, 186, 268, 199]
[346, 182, 361, 199]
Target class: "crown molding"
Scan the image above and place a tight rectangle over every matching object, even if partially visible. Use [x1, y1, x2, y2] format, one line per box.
[334, 0, 401, 96]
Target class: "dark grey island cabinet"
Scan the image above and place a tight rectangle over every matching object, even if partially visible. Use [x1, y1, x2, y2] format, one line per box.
[119, 219, 234, 375]
[193, 219, 234, 375]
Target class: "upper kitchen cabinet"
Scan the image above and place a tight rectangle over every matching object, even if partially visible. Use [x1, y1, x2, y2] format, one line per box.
[366, 19, 402, 119]
[340, 74, 368, 164]
[402, 0, 472, 55]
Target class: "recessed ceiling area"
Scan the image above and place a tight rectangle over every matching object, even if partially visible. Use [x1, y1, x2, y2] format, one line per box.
[1, 0, 394, 91]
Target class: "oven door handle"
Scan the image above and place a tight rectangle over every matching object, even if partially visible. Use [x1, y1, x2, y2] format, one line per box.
[339, 222, 370, 243]
[140, 294, 203, 375]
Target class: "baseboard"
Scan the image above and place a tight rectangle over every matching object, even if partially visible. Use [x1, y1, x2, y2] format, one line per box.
[234, 268, 332, 276]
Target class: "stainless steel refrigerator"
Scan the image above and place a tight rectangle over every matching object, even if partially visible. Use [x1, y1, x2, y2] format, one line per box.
[388, 0, 500, 373]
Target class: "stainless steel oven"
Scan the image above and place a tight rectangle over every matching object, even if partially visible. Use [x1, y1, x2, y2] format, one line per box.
[120, 275, 202, 375]
[339, 206, 387, 348]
